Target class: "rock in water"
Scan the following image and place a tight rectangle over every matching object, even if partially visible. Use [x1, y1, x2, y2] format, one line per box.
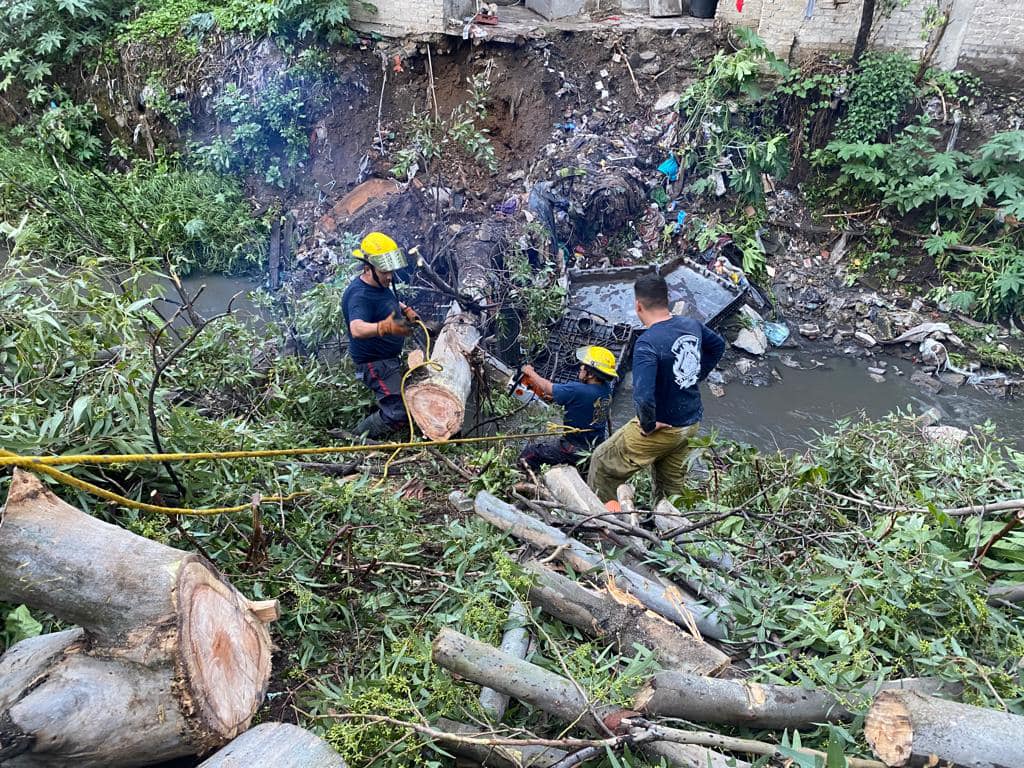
[733, 327, 768, 356]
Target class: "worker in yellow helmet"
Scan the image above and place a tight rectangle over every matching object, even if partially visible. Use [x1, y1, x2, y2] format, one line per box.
[342, 232, 420, 439]
[517, 345, 617, 470]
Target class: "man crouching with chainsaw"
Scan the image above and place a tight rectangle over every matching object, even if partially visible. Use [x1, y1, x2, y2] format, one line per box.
[342, 232, 420, 439]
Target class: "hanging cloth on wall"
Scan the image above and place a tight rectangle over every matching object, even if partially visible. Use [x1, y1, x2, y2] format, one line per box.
[736, 0, 744, 12]
[804, 0, 816, 17]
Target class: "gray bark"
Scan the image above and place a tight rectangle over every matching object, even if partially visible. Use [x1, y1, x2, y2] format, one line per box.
[432, 628, 746, 768]
[473, 491, 725, 639]
[635, 670, 853, 729]
[864, 690, 1024, 768]
[525, 561, 729, 676]
[197, 723, 346, 768]
[0, 470, 275, 767]
[434, 718, 567, 768]
[479, 601, 531, 722]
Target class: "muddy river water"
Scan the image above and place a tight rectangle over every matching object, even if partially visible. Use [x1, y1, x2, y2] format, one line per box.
[613, 356, 1024, 453]
[178, 276, 1024, 453]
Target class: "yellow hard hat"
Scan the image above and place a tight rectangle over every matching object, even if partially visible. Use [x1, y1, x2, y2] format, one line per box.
[576, 345, 618, 378]
[352, 232, 407, 272]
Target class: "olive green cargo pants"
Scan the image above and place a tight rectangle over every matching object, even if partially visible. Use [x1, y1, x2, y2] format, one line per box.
[587, 417, 700, 502]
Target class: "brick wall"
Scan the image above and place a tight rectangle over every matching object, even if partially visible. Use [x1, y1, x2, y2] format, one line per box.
[717, 0, 1024, 77]
[349, 0, 474, 36]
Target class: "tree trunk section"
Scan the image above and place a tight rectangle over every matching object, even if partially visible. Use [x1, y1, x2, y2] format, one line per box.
[524, 561, 729, 676]
[852, 0, 876, 62]
[479, 601, 531, 722]
[196, 723, 346, 767]
[634, 670, 852, 729]
[432, 628, 745, 768]
[405, 303, 481, 440]
[0, 470, 275, 767]
[474, 490, 725, 639]
[434, 718, 567, 768]
[864, 690, 1024, 768]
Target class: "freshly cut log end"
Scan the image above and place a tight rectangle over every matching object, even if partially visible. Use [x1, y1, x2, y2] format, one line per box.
[197, 722, 346, 768]
[177, 560, 274, 740]
[864, 692, 914, 767]
[406, 305, 480, 441]
[0, 470, 277, 766]
[864, 689, 1024, 768]
[404, 384, 464, 441]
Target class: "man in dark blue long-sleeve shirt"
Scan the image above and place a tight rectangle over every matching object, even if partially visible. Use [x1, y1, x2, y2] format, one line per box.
[587, 273, 725, 501]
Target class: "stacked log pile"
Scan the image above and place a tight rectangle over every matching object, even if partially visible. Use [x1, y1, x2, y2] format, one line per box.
[434, 466, 1024, 768]
[0, 470, 278, 767]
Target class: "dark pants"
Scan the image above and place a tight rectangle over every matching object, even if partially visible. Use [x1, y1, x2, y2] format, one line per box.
[356, 357, 407, 429]
[518, 437, 587, 471]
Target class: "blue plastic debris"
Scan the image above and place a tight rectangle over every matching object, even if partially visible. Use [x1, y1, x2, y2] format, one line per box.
[657, 155, 679, 182]
[676, 211, 687, 228]
[763, 322, 790, 346]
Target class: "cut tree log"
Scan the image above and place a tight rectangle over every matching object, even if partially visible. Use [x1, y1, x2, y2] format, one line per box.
[864, 690, 1024, 768]
[405, 302, 481, 441]
[434, 718, 568, 768]
[472, 490, 726, 639]
[0, 469, 275, 767]
[544, 467, 732, 615]
[524, 561, 730, 676]
[634, 670, 852, 729]
[479, 600, 531, 722]
[432, 628, 747, 768]
[196, 723, 345, 767]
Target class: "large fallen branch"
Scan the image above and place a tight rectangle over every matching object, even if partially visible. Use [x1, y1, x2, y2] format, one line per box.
[472, 490, 725, 639]
[434, 718, 567, 768]
[405, 303, 481, 440]
[635, 670, 852, 729]
[524, 560, 729, 676]
[197, 723, 346, 767]
[0, 470, 275, 767]
[864, 690, 1024, 768]
[479, 600, 531, 722]
[432, 628, 747, 768]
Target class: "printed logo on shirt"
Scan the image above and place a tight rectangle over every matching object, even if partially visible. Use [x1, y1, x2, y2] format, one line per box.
[592, 394, 612, 426]
[671, 334, 701, 389]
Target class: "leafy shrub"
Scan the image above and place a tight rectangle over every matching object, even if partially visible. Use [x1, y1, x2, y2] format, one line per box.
[833, 53, 917, 144]
[392, 71, 499, 180]
[0, 140, 266, 274]
[0, 0, 128, 103]
[822, 124, 1024, 319]
[194, 62, 330, 186]
[673, 28, 791, 206]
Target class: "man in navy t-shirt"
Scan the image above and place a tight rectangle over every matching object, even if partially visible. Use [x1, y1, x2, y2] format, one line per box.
[588, 273, 725, 501]
[517, 346, 616, 471]
[342, 232, 419, 439]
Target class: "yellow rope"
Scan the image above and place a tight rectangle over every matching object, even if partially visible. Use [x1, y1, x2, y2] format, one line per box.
[0, 427, 582, 516]
[0, 447, 309, 516]
[1, 320, 578, 516]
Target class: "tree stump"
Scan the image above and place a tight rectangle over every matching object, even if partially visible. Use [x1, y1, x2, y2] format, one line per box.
[0, 470, 276, 767]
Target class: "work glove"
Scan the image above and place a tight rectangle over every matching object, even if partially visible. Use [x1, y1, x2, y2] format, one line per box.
[401, 304, 420, 324]
[378, 312, 413, 337]
[520, 366, 549, 400]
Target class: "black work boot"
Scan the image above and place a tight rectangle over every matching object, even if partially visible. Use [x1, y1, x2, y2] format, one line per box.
[352, 411, 395, 441]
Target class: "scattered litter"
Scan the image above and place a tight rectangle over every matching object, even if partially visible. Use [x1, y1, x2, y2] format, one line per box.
[763, 322, 790, 347]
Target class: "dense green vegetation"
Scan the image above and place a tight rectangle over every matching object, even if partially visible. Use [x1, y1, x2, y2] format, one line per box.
[1, 9, 1023, 767]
